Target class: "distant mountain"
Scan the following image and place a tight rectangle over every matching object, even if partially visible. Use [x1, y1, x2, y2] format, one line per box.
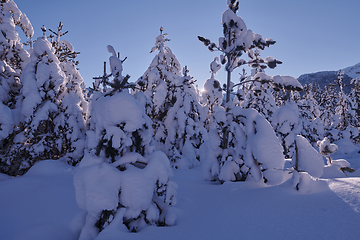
[343, 62, 360, 79]
[297, 62, 360, 93]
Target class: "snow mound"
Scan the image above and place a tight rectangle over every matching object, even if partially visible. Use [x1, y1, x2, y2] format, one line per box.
[74, 151, 177, 238]
[25, 159, 75, 177]
[91, 92, 145, 134]
[293, 135, 325, 178]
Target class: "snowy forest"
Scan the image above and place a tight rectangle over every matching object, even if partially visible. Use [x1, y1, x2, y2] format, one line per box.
[1, 0, 360, 239]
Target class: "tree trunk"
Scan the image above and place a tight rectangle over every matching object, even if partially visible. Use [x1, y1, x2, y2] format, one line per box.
[226, 68, 231, 103]
[294, 139, 299, 171]
[222, 67, 231, 149]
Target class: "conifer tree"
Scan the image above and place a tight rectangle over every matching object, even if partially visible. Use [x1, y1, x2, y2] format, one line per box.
[350, 74, 360, 143]
[267, 75, 304, 158]
[154, 66, 207, 168]
[2, 31, 69, 175]
[317, 137, 355, 175]
[48, 22, 79, 65]
[201, 58, 225, 131]
[75, 46, 177, 238]
[198, 1, 285, 184]
[272, 104, 301, 159]
[350, 75, 360, 114]
[0, 62, 16, 143]
[134, 28, 207, 168]
[48, 22, 88, 164]
[198, 0, 282, 150]
[134, 27, 181, 120]
[198, 0, 280, 105]
[320, 71, 359, 143]
[334, 70, 356, 131]
[240, 66, 278, 123]
[319, 84, 337, 129]
[0, 0, 33, 71]
[0, 0, 33, 144]
[200, 106, 285, 184]
[0, 0, 36, 174]
[309, 82, 323, 107]
[296, 83, 324, 145]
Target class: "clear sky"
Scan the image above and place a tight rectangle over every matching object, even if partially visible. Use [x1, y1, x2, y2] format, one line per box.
[15, 0, 360, 89]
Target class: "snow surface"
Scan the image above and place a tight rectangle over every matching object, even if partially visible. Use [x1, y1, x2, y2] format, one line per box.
[1, 154, 360, 239]
[0, 160, 84, 240]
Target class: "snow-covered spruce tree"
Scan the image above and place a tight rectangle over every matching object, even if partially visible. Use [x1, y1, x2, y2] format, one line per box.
[317, 137, 355, 176]
[200, 107, 285, 184]
[321, 71, 358, 143]
[74, 46, 176, 238]
[233, 65, 303, 159]
[238, 50, 280, 123]
[133, 27, 181, 119]
[2, 31, 71, 176]
[0, 0, 32, 71]
[299, 83, 322, 121]
[306, 82, 323, 109]
[0, 0, 33, 151]
[154, 66, 207, 168]
[272, 104, 301, 159]
[47, 22, 88, 165]
[252, 75, 303, 159]
[318, 84, 337, 129]
[349, 74, 360, 143]
[48, 22, 79, 65]
[134, 28, 206, 168]
[201, 57, 225, 131]
[198, 0, 285, 184]
[350, 74, 360, 124]
[0, 61, 16, 145]
[198, 0, 281, 137]
[294, 83, 324, 146]
[335, 71, 359, 143]
[333, 70, 356, 131]
[317, 137, 337, 165]
[198, 0, 281, 106]
[291, 135, 324, 193]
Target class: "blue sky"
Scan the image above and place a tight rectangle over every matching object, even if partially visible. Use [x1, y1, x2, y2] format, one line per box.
[15, 0, 360, 88]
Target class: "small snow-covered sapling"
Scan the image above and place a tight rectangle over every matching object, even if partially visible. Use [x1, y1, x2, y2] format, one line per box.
[316, 137, 337, 164]
[316, 137, 355, 175]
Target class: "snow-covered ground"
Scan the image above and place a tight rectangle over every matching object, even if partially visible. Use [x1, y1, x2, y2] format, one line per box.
[1, 152, 360, 240]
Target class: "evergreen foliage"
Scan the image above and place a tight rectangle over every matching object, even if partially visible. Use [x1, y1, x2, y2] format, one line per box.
[135, 28, 207, 168]
[0, 0, 32, 145]
[201, 60, 224, 131]
[75, 46, 177, 237]
[154, 66, 207, 168]
[1, 24, 87, 175]
[3, 35, 68, 175]
[198, 0, 286, 184]
[133, 27, 181, 119]
[0, 2, 360, 236]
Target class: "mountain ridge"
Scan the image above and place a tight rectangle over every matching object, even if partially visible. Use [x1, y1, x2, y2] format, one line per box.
[297, 62, 360, 93]
[343, 62, 360, 79]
